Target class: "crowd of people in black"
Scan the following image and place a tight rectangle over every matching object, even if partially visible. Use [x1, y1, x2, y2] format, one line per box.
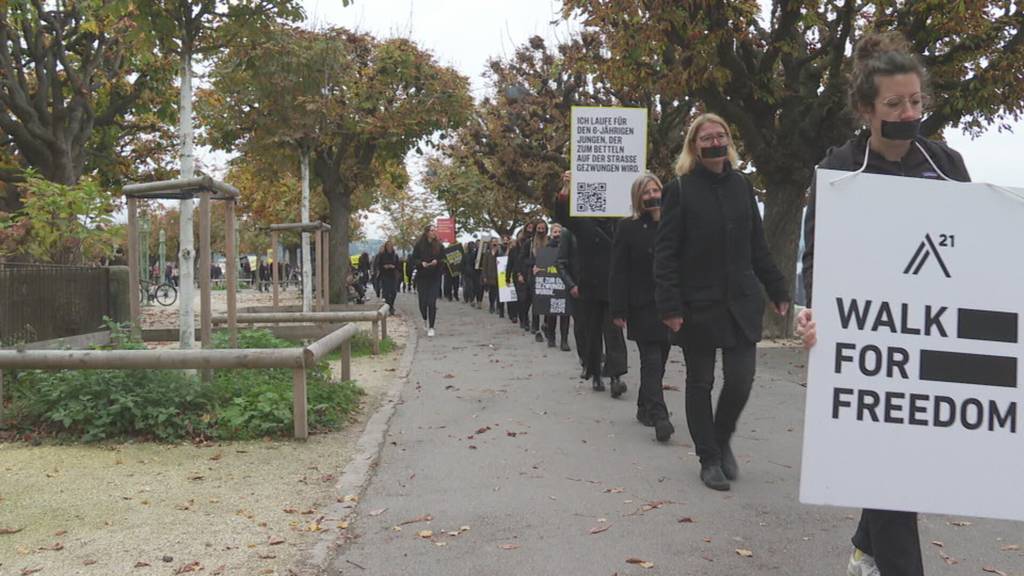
[351, 32, 966, 576]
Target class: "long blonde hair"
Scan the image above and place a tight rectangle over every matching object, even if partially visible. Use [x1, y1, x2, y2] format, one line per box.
[629, 172, 663, 219]
[673, 113, 741, 176]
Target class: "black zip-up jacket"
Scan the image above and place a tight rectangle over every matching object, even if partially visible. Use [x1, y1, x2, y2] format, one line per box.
[555, 198, 616, 302]
[411, 240, 445, 284]
[802, 133, 970, 307]
[555, 227, 582, 293]
[654, 162, 789, 345]
[610, 213, 668, 342]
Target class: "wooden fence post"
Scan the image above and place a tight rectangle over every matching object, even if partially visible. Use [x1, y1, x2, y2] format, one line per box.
[225, 200, 238, 348]
[271, 230, 280, 308]
[126, 197, 141, 338]
[381, 311, 388, 342]
[293, 368, 308, 440]
[341, 340, 351, 382]
[0, 370, 4, 423]
[198, 191, 213, 383]
[371, 319, 380, 355]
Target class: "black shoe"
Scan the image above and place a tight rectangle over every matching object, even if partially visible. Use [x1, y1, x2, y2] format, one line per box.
[609, 376, 626, 398]
[700, 464, 731, 491]
[535, 332, 545, 343]
[547, 337, 556, 348]
[560, 339, 571, 352]
[580, 367, 591, 380]
[591, 375, 605, 391]
[636, 407, 654, 427]
[654, 419, 675, 442]
[720, 442, 739, 481]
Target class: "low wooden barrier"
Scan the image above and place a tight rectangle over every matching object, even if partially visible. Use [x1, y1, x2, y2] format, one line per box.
[211, 304, 390, 356]
[0, 323, 362, 439]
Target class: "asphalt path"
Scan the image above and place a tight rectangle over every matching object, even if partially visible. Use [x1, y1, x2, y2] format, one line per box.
[328, 295, 1023, 576]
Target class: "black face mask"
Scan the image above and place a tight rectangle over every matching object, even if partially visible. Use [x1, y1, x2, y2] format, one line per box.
[880, 118, 921, 141]
[642, 197, 661, 209]
[700, 145, 729, 159]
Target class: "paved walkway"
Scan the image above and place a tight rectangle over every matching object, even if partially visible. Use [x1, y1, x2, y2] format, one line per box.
[328, 295, 1022, 576]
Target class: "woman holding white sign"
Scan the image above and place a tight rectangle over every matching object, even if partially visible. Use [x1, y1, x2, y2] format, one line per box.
[654, 113, 790, 492]
[797, 32, 970, 576]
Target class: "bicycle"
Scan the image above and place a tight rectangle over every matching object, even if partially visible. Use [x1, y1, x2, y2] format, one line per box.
[140, 279, 178, 306]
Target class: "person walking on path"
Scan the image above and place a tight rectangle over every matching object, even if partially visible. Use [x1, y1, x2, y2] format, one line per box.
[555, 173, 628, 397]
[610, 173, 675, 443]
[796, 32, 971, 576]
[378, 240, 400, 315]
[481, 239, 501, 316]
[462, 239, 481, 308]
[412, 225, 445, 337]
[654, 112, 789, 492]
[542, 224, 571, 350]
[557, 226, 587, 368]
[512, 223, 536, 332]
[526, 221, 550, 343]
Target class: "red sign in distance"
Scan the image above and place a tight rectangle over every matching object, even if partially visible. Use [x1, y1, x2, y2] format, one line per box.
[436, 217, 456, 244]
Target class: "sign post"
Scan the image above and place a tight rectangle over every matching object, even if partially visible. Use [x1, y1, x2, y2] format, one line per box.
[800, 169, 1024, 521]
[570, 106, 647, 218]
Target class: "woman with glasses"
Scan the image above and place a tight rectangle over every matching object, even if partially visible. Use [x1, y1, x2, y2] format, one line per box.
[797, 32, 969, 576]
[654, 112, 790, 492]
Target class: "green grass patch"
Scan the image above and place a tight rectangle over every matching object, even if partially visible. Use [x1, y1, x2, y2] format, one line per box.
[325, 332, 397, 361]
[3, 327, 363, 443]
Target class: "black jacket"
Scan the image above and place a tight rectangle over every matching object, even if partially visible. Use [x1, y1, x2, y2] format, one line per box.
[555, 198, 616, 302]
[801, 133, 970, 307]
[411, 240, 445, 284]
[610, 213, 669, 343]
[654, 163, 789, 346]
[556, 227, 582, 294]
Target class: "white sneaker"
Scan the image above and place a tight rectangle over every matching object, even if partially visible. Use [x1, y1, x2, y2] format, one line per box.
[427, 328, 435, 337]
[424, 319, 429, 329]
[847, 548, 880, 576]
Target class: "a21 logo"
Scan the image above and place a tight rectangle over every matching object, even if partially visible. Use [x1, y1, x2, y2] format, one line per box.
[903, 233, 954, 278]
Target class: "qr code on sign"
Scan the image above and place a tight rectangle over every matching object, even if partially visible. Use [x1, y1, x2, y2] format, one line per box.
[576, 182, 607, 213]
[550, 298, 566, 314]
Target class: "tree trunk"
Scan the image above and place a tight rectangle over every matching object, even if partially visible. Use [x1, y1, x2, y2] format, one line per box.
[300, 150, 312, 312]
[316, 154, 350, 304]
[177, 44, 196, 349]
[760, 179, 805, 339]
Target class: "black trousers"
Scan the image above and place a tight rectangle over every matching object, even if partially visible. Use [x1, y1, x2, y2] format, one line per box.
[517, 288, 532, 328]
[381, 275, 397, 312]
[852, 510, 922, 576]
[418, 277, 440, 327]
[572, 297, 588, 366]
[463, 273, 477, 302]
[636, 340, 670, 420]
[486, 285, 499, 312]
[579, 299, 626, 378]
[544, 314, 570, 342]
[681, 339, 756, 465]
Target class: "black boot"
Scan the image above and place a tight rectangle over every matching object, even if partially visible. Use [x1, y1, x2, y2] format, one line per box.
[591, 375, 605, 391]
[535, 332, 545, 343]
[546, 336, 556, 348]
[609, 375, 626, 398]
[720, 441, 739, 481]
[654, 419, 675, 442]
[700, 463, 730, 491]
[580, 367, 591, 380]
[560, 338, 570, 352]
[636, 406, 654, 427]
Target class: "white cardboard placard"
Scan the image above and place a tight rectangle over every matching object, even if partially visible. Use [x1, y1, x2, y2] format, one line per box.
[570, 106, 647, 218]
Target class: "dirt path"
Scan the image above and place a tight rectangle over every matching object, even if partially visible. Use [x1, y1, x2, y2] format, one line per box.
[0, 299, 409, 576]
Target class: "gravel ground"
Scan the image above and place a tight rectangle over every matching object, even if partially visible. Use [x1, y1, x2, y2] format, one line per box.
[0, 290, 409, 576]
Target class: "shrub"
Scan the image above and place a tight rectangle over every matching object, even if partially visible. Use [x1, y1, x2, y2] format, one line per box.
[6, 329, 363, 442]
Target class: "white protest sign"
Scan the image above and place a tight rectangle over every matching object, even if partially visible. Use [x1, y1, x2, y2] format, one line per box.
[800, 169, 1024, 521]
[497, 256, 517, 303]
[570, 106, 647, 217]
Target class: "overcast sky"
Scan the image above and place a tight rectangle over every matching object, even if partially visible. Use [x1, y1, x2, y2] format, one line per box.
[290, 0, 1022, 237]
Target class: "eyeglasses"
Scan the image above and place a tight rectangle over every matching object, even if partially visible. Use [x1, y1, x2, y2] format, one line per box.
[697, 132, 729, 145]
[879, 93, 931, 112]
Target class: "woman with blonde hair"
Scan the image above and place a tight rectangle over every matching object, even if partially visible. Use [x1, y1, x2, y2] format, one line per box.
[610, 172, 675, 442]
[654, 112, 790, 490]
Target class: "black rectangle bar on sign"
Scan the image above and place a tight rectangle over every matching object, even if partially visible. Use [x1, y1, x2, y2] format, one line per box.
[957, 308, 1019, 343]
[919, 350, 1017, 388]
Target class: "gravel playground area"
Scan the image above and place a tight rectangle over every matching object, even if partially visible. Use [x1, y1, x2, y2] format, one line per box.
[0, 290, 410, 576]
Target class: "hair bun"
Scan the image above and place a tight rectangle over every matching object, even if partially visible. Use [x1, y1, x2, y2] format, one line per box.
[854, 31, 913, 64]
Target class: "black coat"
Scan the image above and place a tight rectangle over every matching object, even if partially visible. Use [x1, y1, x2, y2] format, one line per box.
[801, 133, 970, 307]
[610, 214, 669, 343]
[555, 227, 581, 293]
[411, 240, 445, 285]
[654, 163, 789, 346]
[555, 198, 616, 302]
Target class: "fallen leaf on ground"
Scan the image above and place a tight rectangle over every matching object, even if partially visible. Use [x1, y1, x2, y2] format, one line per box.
[187, 474, 204, 481]
[338, 521, 350, 530]
[209, 451, 223, 461]
[982, 567, 1008, 576]
[589, 523, 612, 535]
[135, 561, 151, 567]
[498, 543, 520, 550]
[342, 495, 359, 503]
[678, 517, 695, 523]
[1000, 544, 1020, 551]
[443, 373, 455, 379]
[175, 561, 203, 574]
[434, 541, 448, 547]
[418, 530, 434, 538]
[268, 536, 286, 545]
[604, 487, 625, 494]
[83, 559, 97, 566]
[930, 541, 944, 547]
[257, 553, 276, 560]
[0, 527, 23, 534]
[626, 558, 655, 568]
[211, 566, 225, 575]
[20, 568, 42, 575]
[948, 520, 972, 527]
[475, 426, 491, 434]
[938, 551, 958, 565]
[662, 384, 681, 391]
[53, 530, 66, 537]
[39, 542, 64, 551]
[460, 526, 471, 532]
[397, 514, 432, 526]
[736, 548, 754, 558]
[368, 508, 388, 517]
